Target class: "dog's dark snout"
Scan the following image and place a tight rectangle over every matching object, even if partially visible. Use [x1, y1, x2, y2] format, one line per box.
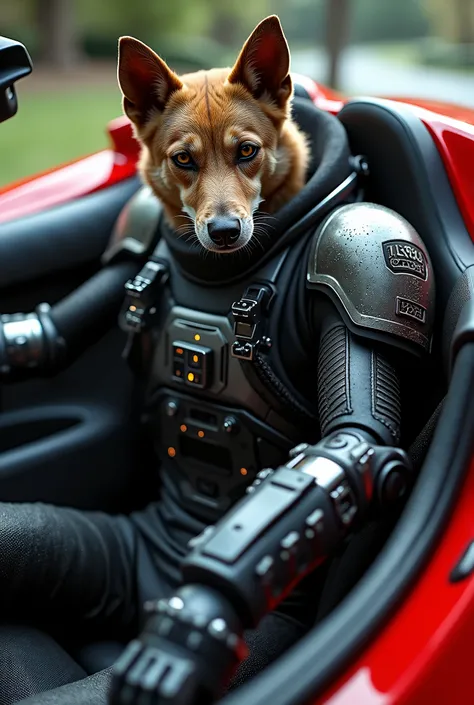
[208, 218, 241, 248]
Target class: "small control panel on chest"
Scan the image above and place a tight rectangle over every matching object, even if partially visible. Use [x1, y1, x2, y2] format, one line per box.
[152, 306, 278, 422]
[153, 313, 229, 397]
[172, 341, 213, 389]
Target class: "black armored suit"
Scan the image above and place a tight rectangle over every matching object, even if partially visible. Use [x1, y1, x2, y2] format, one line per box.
[0, 100, 435, 705]
[119, 195, 433, 582]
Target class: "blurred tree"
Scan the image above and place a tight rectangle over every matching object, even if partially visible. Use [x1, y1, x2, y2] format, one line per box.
[424, 0, 474, 44]
[76, 0, 272, 64]
[276, 0, 325, 45]
[326, 0, 350, 88]
[36, 0, 82, 68]
[352, 0, 429, 42]
[77, 0, 197, 47]
[456, 0, 474, 44]
[2, 0, 32, 29]
[76, 0, 216, 65]
[205, 0, 272, 52]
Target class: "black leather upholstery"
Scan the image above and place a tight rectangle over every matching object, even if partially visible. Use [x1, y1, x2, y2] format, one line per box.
[71, 641, 124, 676]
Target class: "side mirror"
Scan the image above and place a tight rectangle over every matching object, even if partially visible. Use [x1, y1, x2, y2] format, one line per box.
[0, 36, 33, 124]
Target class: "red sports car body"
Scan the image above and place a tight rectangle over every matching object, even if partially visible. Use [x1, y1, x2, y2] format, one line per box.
[1, 73, 474, 705]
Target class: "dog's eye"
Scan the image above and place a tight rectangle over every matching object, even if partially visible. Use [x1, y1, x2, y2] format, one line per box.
[238, 143, 259, 162]
[172, 152, 195, 169]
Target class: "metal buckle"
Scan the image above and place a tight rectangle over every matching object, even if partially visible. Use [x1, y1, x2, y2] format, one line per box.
[231, 285, 273, 361]
[120, 260, 169, 333]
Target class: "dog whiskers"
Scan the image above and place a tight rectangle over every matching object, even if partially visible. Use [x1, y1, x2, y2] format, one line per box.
[175, 221, 196, 238]
[250, 233, 265, 252]
[175, 213, 195, 224]
[252, 225, 273, 248]
[175, 231, 196, 242]
[253, 215, 277, 232]
[240, 241, 255, 260]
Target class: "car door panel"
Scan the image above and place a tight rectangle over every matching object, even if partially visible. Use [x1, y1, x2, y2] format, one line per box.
[0, 178, 147, 510]
[0, 177, 139, 287]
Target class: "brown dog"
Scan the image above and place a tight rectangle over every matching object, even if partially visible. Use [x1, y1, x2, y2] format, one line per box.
[117, 15, 310, 253]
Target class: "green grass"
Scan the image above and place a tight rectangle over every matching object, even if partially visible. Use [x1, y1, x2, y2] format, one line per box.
[0, 87, 123, 188]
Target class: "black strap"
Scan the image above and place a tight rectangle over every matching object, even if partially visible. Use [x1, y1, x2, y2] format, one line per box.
[239, 352, 318, 432]
[408, 399, 444, 471]
[230, 281, 318, 433]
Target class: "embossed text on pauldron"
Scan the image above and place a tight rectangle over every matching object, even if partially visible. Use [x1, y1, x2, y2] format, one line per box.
[383, 240, 427, 280]
[395, 296, 427, 323]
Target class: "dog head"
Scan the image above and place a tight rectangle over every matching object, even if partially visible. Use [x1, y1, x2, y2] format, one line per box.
[118, 16, 305, 254]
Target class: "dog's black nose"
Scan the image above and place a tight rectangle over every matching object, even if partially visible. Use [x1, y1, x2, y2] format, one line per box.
[208, 218, 241, 248]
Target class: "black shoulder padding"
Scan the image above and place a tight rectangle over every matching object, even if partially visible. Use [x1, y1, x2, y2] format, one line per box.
[102, 186, 163, 265]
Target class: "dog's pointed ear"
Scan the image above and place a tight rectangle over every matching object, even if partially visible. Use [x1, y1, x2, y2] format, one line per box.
[117, 37, 183, 126]
[227, 16, 292, 108]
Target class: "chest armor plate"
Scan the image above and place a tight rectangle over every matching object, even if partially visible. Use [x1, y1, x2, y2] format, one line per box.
[135, 239, 314, 521]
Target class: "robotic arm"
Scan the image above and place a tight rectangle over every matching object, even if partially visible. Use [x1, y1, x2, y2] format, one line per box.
[109, 203, 435, 705]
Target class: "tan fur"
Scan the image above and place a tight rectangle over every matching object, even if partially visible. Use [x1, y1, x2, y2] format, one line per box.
[117, 16, 310, 252]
